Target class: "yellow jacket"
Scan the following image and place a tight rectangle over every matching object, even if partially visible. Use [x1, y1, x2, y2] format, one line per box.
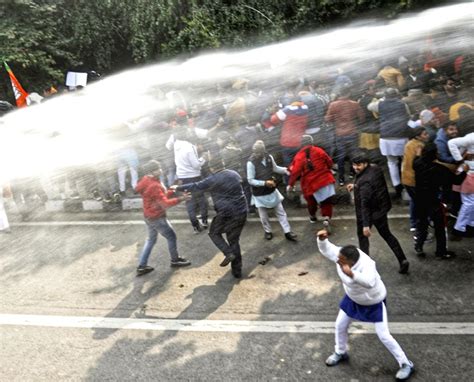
[402, 139, 424, 186]
[378, 66, 405, 90]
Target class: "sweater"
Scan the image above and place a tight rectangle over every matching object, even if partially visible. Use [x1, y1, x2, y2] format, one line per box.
[288, 145, 335, 197]
[271, 101, 308, 148]
[173, 139, 205, 178]
[135, 176, 180, 219]
[325, 98, 365, 137]
[354, 165, 392, 227]
[317, 238, 387, 306]
[176, 169, 247, 216]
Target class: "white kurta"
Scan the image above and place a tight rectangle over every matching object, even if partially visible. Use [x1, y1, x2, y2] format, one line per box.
[0, 186, 10, 231]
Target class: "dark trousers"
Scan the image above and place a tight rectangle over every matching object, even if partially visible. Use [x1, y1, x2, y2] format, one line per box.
[405, 185, 417, 229]
[357, 215, 407, 265]
[335, 134, 358, 180]
[179, 176, 208, 227]
[415, 201, 447, 256]
[208, 213, 247, 272]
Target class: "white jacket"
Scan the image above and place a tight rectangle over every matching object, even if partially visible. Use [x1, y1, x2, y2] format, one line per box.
[173, 139, 205, 179]
[448, 133, 474, 162]
[317, 238, 387, 306]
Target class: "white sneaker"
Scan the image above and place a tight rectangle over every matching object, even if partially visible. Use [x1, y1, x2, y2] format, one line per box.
[325, 352, 348, 366]
[395, 362, 414, 380]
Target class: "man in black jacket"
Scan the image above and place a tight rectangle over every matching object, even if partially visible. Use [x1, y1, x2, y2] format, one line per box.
[413, 143, 467, 259]
[347, 152, 409, 274]
[173, 158, 248, 278]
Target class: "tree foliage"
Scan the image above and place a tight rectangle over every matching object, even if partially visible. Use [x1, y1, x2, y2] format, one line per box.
[0, 0, 439, 100]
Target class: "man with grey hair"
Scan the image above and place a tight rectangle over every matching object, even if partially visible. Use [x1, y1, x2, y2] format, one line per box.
[247, 140, 297, 241]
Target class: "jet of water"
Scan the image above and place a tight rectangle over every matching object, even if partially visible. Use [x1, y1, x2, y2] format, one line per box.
[0, 2, 472, 184]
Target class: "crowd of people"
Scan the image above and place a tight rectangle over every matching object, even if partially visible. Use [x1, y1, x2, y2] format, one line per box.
[1, 52, 473, 247]
[1, 50, 473, 381]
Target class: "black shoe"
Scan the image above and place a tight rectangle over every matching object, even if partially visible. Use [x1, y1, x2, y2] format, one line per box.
[450, 228, 463, 241]
[436, 251, 456, 260]
[170, 257, 191, 267]
[399, 260, 409, 274]
[264, 232, 273, 240]
[232, 269, 242, 279]
[285, 232, 298, 241]
[309, 216, 317, 224]
[392, 184, 404, 200]
[338, 178, 345, 186]
[136, 265, 154, 276]
[201, 219, 208, 229]
[103, 193, 113, 203]
[414, 244, 425, 257]
[193, 224, 203, 234]
[220, 253, 236, 267]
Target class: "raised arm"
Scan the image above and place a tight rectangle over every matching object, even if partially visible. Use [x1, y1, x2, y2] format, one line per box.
[316, 230, 340, 263]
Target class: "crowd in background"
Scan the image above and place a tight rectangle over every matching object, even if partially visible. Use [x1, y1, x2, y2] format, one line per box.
[0, 50, 473, 246]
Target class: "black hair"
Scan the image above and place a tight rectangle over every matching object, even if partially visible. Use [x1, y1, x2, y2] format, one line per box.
[340, 245, 360, 264]
[421, 142, 438, 161]
[442, 121, 457, 130]
[409, 126, 426, 139]
[209, 157, 225, 171]
[351, 150, 370, 164]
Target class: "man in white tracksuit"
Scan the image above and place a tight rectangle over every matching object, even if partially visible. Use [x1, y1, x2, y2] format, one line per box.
[316, 229, 414, 381]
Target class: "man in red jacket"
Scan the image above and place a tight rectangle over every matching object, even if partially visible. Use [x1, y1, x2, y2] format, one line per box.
[288, 135, 336, 231]
[135, 160, 191, 276]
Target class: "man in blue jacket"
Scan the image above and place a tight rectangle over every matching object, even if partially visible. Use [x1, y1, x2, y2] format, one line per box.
[434, 122, 459, 164]
[173, 158, 248, 278]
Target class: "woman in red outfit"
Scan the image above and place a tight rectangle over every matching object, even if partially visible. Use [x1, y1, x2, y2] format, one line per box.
[288, 135, 336, 231]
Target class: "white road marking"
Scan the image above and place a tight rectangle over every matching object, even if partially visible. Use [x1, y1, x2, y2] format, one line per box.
[11, 214, 410, 227]
[0, 314, 472, 335]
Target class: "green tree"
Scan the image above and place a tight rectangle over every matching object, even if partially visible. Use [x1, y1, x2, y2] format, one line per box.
[0, 0, 442, 102]
[0, 0, 76, 97]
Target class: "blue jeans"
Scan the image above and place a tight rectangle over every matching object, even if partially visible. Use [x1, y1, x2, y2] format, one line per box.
[138, 217, 179, 266]
[335, 134, 358, 180]
[179, 176, 208, 227]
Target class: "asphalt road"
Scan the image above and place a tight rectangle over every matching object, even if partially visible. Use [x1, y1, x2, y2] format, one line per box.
[1, 206, 473, 381]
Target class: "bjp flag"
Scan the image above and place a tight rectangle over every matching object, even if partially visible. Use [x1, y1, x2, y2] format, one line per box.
[4, 62, 29, 108]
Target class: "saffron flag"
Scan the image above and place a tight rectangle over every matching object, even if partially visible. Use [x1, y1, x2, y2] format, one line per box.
[4, 62, 29, 108]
